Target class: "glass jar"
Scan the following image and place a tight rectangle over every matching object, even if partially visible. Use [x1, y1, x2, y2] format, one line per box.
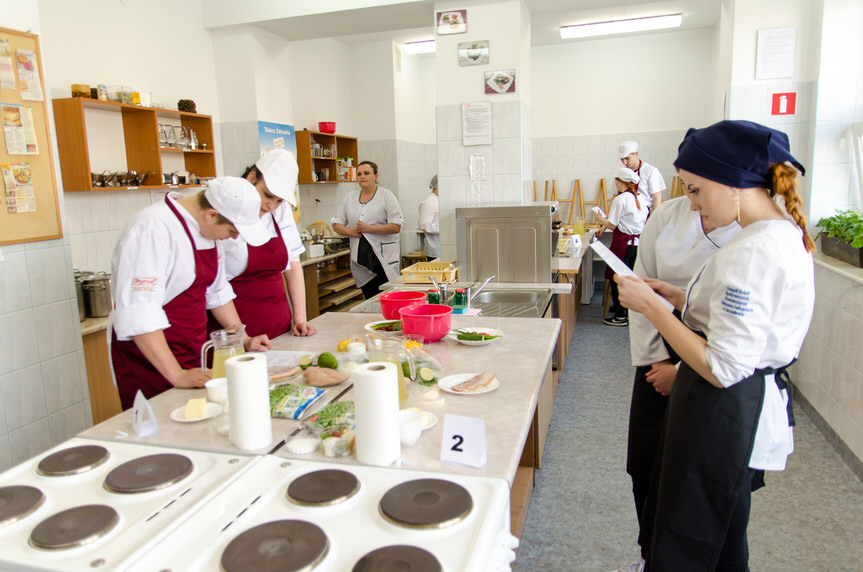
[453, 288, 467, 308]
[427, 289, 440, 304]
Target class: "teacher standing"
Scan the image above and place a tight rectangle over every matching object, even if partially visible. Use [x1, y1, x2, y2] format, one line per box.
[332, 160, 403, 299]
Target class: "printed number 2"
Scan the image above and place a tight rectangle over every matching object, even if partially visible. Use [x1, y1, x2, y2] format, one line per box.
[450, 434, 464, 452]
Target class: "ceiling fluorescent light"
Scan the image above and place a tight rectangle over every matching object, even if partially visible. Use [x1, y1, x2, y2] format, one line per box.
[560, 14, 682, 40]
[403, 40, 435, 54]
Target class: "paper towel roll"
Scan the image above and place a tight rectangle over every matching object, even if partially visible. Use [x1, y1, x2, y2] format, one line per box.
[225, 353, 272, 451]
[353, 362, 401, 466]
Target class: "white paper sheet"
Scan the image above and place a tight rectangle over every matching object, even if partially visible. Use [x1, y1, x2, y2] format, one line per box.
[590, 240, 674, 311]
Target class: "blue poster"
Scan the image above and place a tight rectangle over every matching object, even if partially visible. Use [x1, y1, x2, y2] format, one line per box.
[257, 121, 297, 157]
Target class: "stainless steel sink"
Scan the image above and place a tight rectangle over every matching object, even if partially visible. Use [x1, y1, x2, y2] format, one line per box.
[471, 291, 546, 304]
[348, 286, 553, 318]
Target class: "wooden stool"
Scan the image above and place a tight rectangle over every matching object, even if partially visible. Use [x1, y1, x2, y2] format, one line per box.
[402, 250, 427, 268]
[670, 176, 685, 198]
[574, 179, 609, 225]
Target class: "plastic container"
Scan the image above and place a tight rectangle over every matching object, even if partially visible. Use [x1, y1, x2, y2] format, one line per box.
[400, 261, 458, 284]
[399, 304, 453, 343]
[379, 291, 426, 320]
[318, 121, 336, 134]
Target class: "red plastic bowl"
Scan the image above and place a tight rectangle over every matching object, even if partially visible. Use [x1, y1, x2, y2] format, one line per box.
[379, 291, 426, 320]
[318, 122, 336, 134]
[400, 304, 453, 343]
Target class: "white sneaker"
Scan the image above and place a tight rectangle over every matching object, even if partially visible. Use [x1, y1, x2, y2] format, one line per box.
[613, 558, 645, 572]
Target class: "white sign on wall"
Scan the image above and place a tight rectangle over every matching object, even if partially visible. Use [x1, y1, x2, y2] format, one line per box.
[462, 101, 492, 146]
[755, 27, 796, 80]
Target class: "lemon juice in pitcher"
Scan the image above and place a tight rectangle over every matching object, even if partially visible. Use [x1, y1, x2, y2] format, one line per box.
[202, 325, 246, 378]
[210, 346, 245, 378]
[365, 333, 412, 407]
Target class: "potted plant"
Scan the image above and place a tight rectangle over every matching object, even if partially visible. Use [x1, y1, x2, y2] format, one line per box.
[815, 209, 863, 268]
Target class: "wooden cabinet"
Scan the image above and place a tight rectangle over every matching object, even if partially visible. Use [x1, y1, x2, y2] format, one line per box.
[81, 328, 122, 424]
[52, 98, 216, 192]
[302, 251, 364, 319]
[295, 130, 358, 184]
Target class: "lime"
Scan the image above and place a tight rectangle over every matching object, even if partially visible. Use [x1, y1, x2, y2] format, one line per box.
[317, 352, 339, 369]
[418, 367, 436, 383]
[401, 361, 412, 379]
[299, 354, 314, 369]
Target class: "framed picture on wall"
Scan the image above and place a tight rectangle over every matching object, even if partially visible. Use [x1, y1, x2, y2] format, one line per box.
[458, 40, 489, 66]
[484, 70, 515, 94]
[437, 10, 467, 35]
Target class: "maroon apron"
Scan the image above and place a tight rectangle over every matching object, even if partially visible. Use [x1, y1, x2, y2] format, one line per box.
[228, 213, 292, 339]
[605, 227, 639, 280]
[112, 198, 218, 410]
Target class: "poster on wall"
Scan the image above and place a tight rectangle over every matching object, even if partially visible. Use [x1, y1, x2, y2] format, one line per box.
[484, 70, 515, 95]
[755, 27, 796, 80]
[257, 121, 297, 157]
[459, 40, 489, 66]
[437, 10, 467, 35]
[462, 101, 492, 146]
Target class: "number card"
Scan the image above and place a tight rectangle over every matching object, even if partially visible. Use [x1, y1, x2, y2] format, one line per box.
[440, 414, 487, 468]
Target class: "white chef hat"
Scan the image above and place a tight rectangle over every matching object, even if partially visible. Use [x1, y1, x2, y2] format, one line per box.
[615, 167, 640, 185]
[204, 177, 268, 246]
[618, 141, 639, 158]
[256, 149, 299, 206]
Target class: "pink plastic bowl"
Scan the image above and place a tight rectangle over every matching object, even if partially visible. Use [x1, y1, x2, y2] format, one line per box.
[318, 121, 336, 134]
[399, 304, 453, 343]
[379, 291, 426, 320]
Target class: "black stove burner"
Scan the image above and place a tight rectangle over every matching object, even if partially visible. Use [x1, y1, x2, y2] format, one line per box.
[379, 478, 473, 529]
[29, 505, 119, 550]
[103, 453, 193, 494]
[0, 485, 45, 528]
[37, 444, 110, 476]
[221, 520, 329, 572]
[287, 469, 360, 507]
[352, 545, 443, 572]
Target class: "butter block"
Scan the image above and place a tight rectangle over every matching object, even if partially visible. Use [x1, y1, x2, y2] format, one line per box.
[184, 397, 208, 419]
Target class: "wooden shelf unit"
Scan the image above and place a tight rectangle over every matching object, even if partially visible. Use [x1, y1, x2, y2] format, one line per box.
[295, 130, 358, 184]
[302, 251, 362, 319]
[52, 98, 216, 192]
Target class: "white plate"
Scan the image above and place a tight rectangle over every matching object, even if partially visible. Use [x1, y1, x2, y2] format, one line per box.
[403, 408, 438, 430]
[446, 327, 504, 346]
[363, 320, 402, 333]
[170, 402, 222, 423]
[438, 373, 499, 395]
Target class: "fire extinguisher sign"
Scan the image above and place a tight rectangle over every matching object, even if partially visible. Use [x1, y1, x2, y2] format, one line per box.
[771, 92, 797, 116]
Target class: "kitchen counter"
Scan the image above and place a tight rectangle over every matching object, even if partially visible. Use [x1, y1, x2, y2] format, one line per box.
[300, 247, 350, 267]
[80, 311, 559, 487]
[80, 316, 108, 335]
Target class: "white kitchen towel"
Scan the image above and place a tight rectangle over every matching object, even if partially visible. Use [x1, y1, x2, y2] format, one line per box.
[225, 353, 273, 451]
[353, 362, 401, 466]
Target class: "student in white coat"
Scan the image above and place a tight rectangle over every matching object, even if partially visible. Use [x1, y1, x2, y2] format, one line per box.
[218, 149, 317, 339]
[619, 196, 740, 572]
[594, 167, 648, 326]
[418, 174, 440, 259]
[111, 177, 272, 409]
[617, 120, 815, 571]
[619, 140, 666, 211]
[332, 160, 404, 299]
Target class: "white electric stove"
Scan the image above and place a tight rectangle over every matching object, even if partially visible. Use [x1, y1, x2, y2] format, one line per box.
[123, 454, 518, 572]
[0, 437, 258, 572]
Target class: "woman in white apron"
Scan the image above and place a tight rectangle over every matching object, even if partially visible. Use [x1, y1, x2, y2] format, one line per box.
[332, 161, 404, 299]
[617, 120, 815, 571]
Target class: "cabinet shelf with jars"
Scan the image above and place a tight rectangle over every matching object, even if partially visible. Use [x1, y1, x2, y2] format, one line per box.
[52, 98, 216, 192]
[295, 130, 358, 184]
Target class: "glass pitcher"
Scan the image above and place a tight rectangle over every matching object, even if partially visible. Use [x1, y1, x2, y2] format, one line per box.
[201, 325, 246, 378]
[364, 332, 414, 407]
[165, 124, 177, 148]
[158, 124, 168, 148]
[175, 126, 190, 150]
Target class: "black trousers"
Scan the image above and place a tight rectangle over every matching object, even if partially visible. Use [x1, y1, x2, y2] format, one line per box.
[609, 244, 638, 317]
[357, 235, 389, 300]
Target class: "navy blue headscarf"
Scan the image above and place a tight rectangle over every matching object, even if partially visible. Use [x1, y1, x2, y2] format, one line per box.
[673, 120, 805, 190]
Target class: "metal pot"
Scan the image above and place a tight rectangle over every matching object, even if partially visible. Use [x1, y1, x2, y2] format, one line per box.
[82, 272, 112, 318]
[74, 277, 86, 321]
[321, 236, 348, 254]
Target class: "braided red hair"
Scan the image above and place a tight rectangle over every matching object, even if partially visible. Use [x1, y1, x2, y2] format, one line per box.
[769, 163, 815, 252]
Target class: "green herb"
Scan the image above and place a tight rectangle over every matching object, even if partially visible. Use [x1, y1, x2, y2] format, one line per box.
[372, 320, 402, 331]
[456, 331, 500, 341]
[308, 401, 354, 428]
[816, 210, 863, 248]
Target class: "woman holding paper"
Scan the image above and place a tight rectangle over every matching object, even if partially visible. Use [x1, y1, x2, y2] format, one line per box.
[595, 167, 648, 327]
[616, 120, 815, 571]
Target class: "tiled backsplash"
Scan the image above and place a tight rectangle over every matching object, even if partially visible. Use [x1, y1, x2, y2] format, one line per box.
[793, 255, 863, 463]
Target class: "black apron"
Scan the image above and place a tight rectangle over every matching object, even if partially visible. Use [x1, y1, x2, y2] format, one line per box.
[640, 359, 794, 571]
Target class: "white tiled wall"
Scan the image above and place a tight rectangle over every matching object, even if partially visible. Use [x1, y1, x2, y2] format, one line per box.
[0, 240, 91, 472]
[793, 256, 863, 462]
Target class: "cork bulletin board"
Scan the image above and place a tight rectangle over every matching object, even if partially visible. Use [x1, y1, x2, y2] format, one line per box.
[0, 26, 62, 245]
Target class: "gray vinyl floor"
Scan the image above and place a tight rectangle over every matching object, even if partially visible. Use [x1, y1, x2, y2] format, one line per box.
[513, 289, 863, 572]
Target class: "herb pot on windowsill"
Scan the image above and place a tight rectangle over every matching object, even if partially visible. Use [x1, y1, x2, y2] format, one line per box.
[815, 209, 863, 268]
[819, 234, 863, 268]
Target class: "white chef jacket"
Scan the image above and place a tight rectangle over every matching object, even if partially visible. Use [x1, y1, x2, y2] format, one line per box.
[418, 192, 440, 258]
[629, 197, 740, 367]
[332, 186, 403, 286]
[111, 192, 235, 341]
[682, 217, 815, 470]
[222, 202, 305, 280]
[634, 161, 666, 210]
[607, 191, 648, 241]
